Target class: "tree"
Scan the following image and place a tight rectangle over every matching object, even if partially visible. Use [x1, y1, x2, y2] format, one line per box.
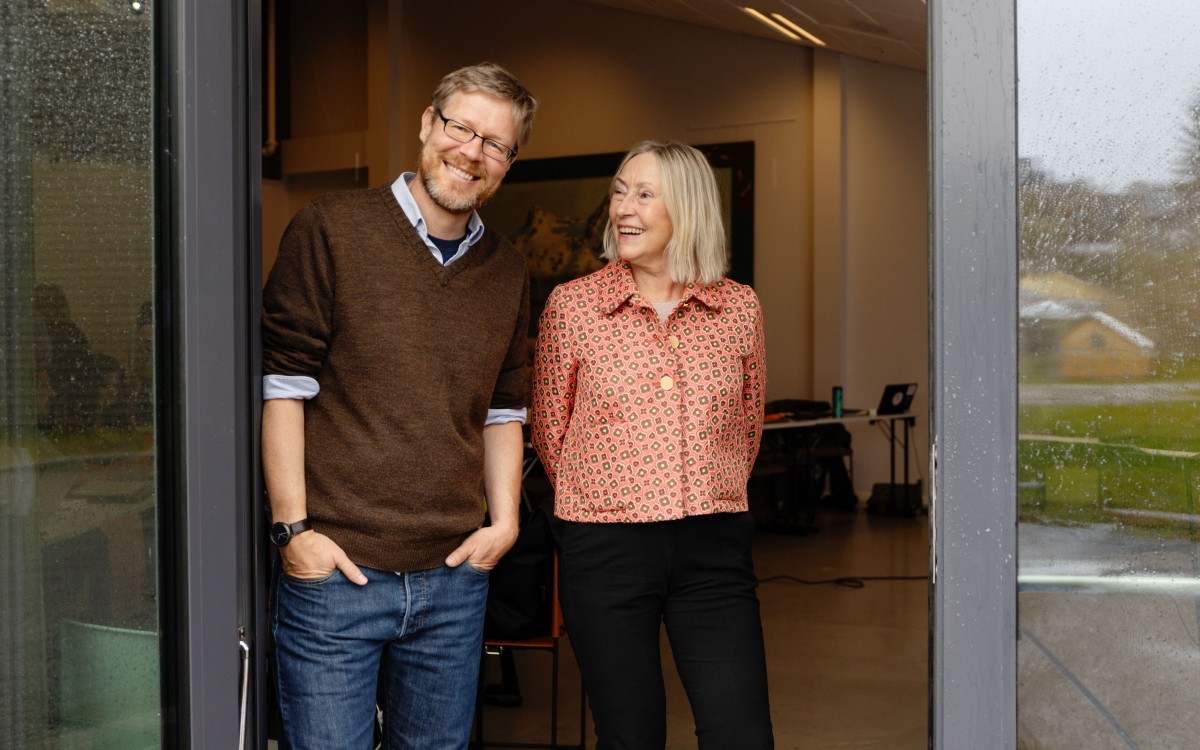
[1170, 89, 1200, 245]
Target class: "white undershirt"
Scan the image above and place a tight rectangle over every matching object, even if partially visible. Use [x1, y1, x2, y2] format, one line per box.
[651, 300, 681, 323]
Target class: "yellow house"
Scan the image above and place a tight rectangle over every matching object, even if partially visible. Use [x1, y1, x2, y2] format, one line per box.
[1058, 312, 1156, 379]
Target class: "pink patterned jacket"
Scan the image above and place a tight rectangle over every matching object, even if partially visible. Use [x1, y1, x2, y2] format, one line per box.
[531, 260, 766, 523]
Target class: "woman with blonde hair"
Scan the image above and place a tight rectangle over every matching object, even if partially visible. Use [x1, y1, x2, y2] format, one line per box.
[532, 140, 773, 749]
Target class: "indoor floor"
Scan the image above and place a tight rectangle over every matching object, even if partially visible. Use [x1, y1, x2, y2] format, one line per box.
[473, 504, 930, 750]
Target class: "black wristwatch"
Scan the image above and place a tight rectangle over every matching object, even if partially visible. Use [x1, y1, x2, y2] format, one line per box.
[269, 518, 312, 547]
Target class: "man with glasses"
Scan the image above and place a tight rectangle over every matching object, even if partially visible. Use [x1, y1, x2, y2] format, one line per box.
[261, 62, 537, 749]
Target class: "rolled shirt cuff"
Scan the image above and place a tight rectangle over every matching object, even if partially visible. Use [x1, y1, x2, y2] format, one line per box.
[486, 407, 527, 426]
[262, 374, 320, 400]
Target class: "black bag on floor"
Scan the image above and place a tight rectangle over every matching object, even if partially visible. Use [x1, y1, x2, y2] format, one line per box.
[484, 507, 554, 640]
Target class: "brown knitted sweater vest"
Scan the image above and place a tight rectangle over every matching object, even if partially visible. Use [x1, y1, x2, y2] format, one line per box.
[263, 185, 530, 571]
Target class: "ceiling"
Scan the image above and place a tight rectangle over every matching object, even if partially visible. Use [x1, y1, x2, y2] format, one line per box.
[575, 0, 926, 71]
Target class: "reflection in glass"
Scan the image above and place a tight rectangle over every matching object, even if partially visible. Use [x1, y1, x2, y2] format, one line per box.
[1018, 1, 1200, 746]
[1, 2, 159, 747]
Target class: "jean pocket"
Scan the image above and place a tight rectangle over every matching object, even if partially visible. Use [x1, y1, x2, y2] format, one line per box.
[460, 560, 492, 578]
[282, 568, 340, 586]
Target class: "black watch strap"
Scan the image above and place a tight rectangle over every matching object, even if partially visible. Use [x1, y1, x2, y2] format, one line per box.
[269, 518, 312, 547]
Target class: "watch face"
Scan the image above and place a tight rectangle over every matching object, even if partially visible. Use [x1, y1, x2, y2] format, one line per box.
[269, 522, 291, 547]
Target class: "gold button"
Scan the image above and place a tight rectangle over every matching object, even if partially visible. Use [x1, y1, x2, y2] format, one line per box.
[660, 375, 675, 391]
[668, 335, 680, 350]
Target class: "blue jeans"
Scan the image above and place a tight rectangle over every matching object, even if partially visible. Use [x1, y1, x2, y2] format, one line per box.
[270, 561, 490, 750]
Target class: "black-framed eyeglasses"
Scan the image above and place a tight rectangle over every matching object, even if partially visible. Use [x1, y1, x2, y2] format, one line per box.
[434, 109, 517, 163]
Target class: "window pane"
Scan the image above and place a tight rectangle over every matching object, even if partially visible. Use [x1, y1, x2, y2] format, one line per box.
[1, 2, 160, 747]
[1018, 1, 1200, 746]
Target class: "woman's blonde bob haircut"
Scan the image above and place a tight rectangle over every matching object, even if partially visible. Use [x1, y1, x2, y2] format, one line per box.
[601, 140, 729, 285]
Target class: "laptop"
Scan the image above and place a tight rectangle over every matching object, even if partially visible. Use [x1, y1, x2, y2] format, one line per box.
[876, 383, 918, 415]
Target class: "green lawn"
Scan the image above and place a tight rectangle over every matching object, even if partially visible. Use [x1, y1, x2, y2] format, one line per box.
[1019, 402, 1200, 528]
[1020, 401, 1200, 452]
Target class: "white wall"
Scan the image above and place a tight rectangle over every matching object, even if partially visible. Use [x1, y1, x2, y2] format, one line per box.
[842, 58, 929, 496]
[265, 0, 929, 496]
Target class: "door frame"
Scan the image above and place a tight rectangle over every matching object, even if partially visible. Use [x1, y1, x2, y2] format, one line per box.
[164, 1, 265, 746]
[168, 0, 1025, 744]
[929, 0, 1019, 747]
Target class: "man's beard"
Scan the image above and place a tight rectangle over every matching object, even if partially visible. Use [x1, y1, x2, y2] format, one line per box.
[418, 146, 501, 215]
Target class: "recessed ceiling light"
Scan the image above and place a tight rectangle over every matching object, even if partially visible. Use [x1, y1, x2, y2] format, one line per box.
[770, 12, 826, 46]
[741, 7, 801, 41]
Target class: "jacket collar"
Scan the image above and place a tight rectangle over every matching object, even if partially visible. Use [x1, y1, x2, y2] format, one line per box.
[594, 260, 725, 315]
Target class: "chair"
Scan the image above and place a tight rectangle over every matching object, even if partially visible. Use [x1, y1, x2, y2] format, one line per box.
[749, 426, 794, 526]
[58, 620, 159, 749]
[472, 554, 587, 750]
[752, 399, 855, 531]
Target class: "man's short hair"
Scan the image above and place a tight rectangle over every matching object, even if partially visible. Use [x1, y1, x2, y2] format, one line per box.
[601, 140, 729, 286]
[430, 62, 538, 148]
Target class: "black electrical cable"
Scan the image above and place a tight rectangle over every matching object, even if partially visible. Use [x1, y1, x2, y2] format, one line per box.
[759, 573, 927, 588]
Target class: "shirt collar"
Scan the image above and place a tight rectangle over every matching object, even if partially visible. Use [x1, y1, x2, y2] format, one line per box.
[595, 260, 725, 315]
[391, 172, 485, 248]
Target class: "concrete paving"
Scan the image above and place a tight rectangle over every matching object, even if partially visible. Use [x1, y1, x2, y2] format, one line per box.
[1019, 522, 1200, 749]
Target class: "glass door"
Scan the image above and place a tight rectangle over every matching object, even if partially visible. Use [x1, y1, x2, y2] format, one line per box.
[2, 1, 161, 746]
[1017, 1, 1200, 746]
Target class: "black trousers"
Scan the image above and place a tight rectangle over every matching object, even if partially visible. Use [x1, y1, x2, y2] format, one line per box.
[558, 512, 774, 750]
